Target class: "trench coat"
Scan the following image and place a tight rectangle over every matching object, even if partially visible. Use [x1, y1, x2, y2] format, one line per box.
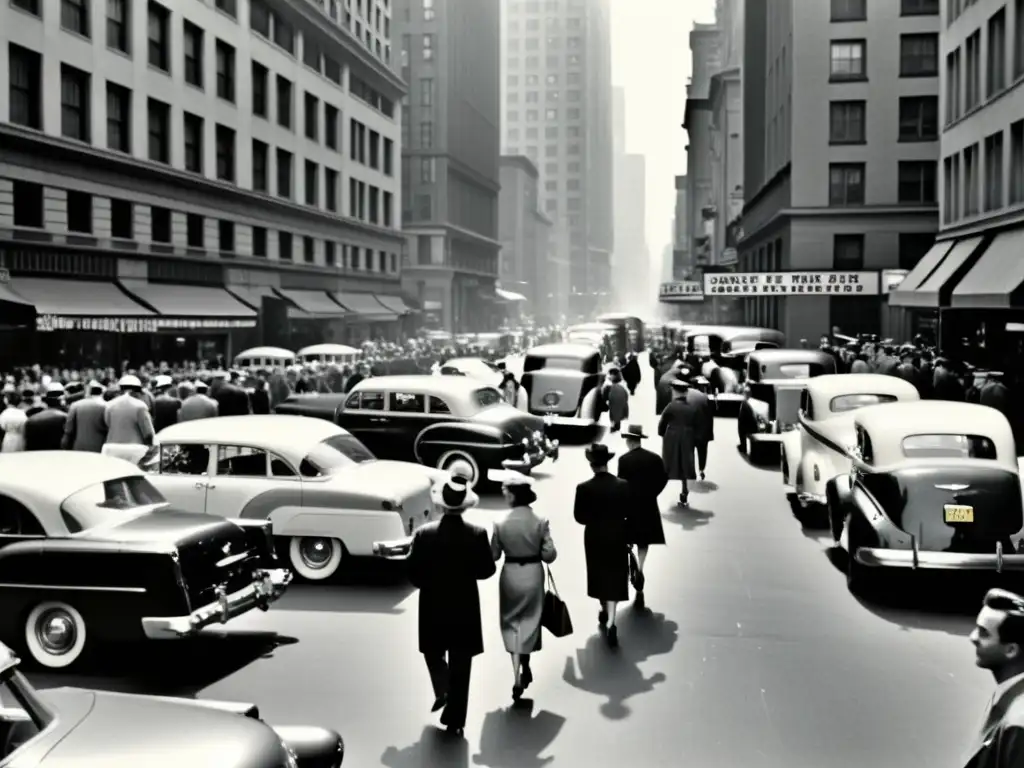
[622, 356, 641, 393]
[658, 396, 699, 481]
[603, 380, 629, 424]
[573, 472, 631, 601]
[617, 446, 668, 546]
[962, 674, 1024, 768]
[685, 388, 715, 444]
[656, 368, 685, 415]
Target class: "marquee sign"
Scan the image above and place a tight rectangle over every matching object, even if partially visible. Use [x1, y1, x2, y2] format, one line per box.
[704, 271, 881, 296]
[659, 281, 705, 302]
[36, 315, 256, 332]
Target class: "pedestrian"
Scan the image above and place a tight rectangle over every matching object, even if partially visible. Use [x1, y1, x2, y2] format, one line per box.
[214, 370, 252, 416]
[685, 378, 715, 481]
[573, 442, 632, 649]
[622, 352, 641, 395]
[659, 378, 700, 506]
[500, 370, 520, 407]
[151, 374, 181, 433]
[962, 588, 1024, 766]
[615, 424, 668, 610]
[406, 473, 496, 738]
[0, 391, 27, 453]
[489, 469, 557, 702]
[102, 374, 155, 462]
[179, 380, 219, 422]
[24, 384, 68, 452]
[62, 381, 109, 452]
[602, 367, 629, 433]
[655, 359, 686, 415]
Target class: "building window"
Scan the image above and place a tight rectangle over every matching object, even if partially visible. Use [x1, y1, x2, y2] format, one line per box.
[252, 62, 268, 117]
[60, 65, 90, 143]
[1015, 0, 1024, 80]
[277, 76, 292, 128]
[183, 112, 203, 172]
[219, 220, 234, 253]
[325, 168, 338, 211]
[420, 157, 435, 183]
[325, 105, 339, 149]
[964, 142, 980, 215]
[423, 0, 435, 20]
[303, 39, 321, 72]
[384, 139, 394, 175]
[305, 161, 318, 206]
[423, 33, 434, 61]
[215, 124, 234, 182]
[900, 33, 938, 76]
[946, 49, 962, 123]
[151, 206, 171, 241]
[102, 83, 130, 153]
[985, 131, 1005, 210]
[901, 0, 938, 14]
[11, 0, 40, 15]
[325, 241, 336, 267]
[215, 0, 236, 17]
[147, 98, 170, 163]
[420, 78, 434, 107]
[276, 149, 292, 198]
[833, 235, 864, 270]
[830, 0, 865, 21]
[383, 191, 393, 227]
[183, 21, 203, 88]
[12, 181, 43, 228]
[187, 214, 204, 248]
[252, 226, 267, 257]
[828, 101, 865, 144]
[302, 236, 314, 263]
[107, 0, 130, 53]
[278, 231, 293, 261]
[274, 17, 294, 54]
[988, 8, 1007, 97]
[9, 45, 42, 130]
[304, 93, 319, 140]
[830, 40, 866, 80]
[965, 31, 981, 111]
[216, 40, 235, 102]
[250, 0, 270, 37]
[829, 163, 865, 205]
[1011, 120, 1024, 205]
[252, 140, 268, 192]
[898, 96, 938, 141]
[943, 154, 960, 222]
[110, 198, 132, 239]
[62, 0, 90, 37]
[66, 191, 92, 234]
[351, 246, 362, 270]
[148, 2, 170, 71]
[897, 161, 937, 203]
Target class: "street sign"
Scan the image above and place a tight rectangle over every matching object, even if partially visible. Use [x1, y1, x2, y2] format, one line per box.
[659, 281, 705, 302]
[704, 271, 881, 296]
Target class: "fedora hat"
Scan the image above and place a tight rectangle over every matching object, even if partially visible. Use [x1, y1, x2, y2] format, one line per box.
[584, 442, 615, 464]
[430, 473, 480, 511]
[621, 424, 648, 440]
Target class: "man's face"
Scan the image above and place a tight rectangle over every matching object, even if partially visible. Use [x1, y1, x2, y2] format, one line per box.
[971, 606, 1020, 670]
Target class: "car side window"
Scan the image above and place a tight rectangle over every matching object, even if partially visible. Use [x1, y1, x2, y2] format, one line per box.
[345, 392, 361, 409]
[0, 494, 44, 537]
[158, 444, 210, 475]
[270, 455, 297, 477]
[217, 445, 269, 477]
[429, 395, 452, 414]
[391, 392, 426, 413]
[799, 390, 813, 420]
[440, 366, 464, 376]
[856, 426, 874, 464]
[360, 391, 386, 411]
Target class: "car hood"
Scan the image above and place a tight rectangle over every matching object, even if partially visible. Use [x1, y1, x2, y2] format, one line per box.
[76, 507, 244, 547]
[803, 414, 856, 454]
[38, 688, 283, 768]
[332, 460, 435, 500]
[470, 404, 545, 433]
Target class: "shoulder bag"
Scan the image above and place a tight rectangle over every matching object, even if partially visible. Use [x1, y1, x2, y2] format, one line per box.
[540, 565, 573, 638]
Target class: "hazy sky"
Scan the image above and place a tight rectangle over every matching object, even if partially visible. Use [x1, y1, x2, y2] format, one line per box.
[611, 0, 716, 259]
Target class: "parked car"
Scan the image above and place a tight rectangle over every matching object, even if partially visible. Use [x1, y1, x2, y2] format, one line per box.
[0, 452, 289, 669]
[737, 349, 837, 464]
[683, 326, 786, 411]
[438, 357, 504, 388]
[827, 401, 1024, 594]
[142, 415, 438, 582]
[521, 343, 605, 427]
[0, 640, 343, 767]
[274, 376, 558, 488]
[780, 374, 919, 518]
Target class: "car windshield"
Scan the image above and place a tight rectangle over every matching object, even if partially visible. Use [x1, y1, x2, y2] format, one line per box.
[471, 387, 503, 411]
[901, 434, 998, 459]
[830, 393, 899, 413]
[300, 434, 377, 477]
[766, 363, 828, 379]
[60, 476, 167, 532]
[0, 669, 53, 758]
[525, 356, 588, 372]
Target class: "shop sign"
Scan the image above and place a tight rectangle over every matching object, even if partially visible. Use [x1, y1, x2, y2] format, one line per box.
[154, 317, 257, 330]
[659, 281, 705, 302]
[704, 271, 881, 296]
[37, 315, 159, 333]
[882, 269, 909, 294]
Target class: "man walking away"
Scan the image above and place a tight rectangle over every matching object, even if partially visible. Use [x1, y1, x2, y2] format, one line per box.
[622, 353, 641, 395]
[616, 425, 668, 610]
[151, 375, 181, 433]
[655, 359, 686, 416]
[62, 381, 108, 452]
[659, 378, 700, 506]
[24, 384, 68, 452]
[214, 370, 252, 417]
[573, 443, 631, 648]
[406, 474, 496, 738]
[179, 380, 219, 422]
[102, 375, 155, 463]
[685, 379, 715, 481]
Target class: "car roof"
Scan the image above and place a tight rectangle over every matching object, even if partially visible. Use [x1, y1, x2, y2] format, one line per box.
[445, 357, 494, 367]
[0, 451, 143, 504]
[352, 375, 491, 394]
[684, 325, 782, 338]
[749, 348, 833, 364]
[806, 373, 920, 400]
[157, 415, 346, 455]
[526, 343, 602, 359]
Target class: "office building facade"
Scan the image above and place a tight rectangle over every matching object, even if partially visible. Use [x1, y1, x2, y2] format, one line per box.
[672, 174, 690, 279]
[683, 22, 721, 274]
[611, 87, 649, 313]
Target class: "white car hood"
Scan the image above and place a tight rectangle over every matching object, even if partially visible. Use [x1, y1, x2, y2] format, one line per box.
[335, 460, 439, 501]
[807, 413, 857, 454]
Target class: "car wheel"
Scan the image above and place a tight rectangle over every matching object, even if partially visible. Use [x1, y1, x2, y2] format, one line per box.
[845, 515, 877, 596]
[289, 537, 344, 581]
[24, 601, 87, 669]
[437, 450, 480, 487]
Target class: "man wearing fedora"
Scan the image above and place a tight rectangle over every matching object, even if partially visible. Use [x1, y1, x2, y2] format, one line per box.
[574, 443, 632, 648]
[659, 378, 700, 506]
[616, 424, 669, 609]
[406, 474, 496, 737]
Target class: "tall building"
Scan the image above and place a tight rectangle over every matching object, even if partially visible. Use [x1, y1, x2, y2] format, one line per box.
[395, 0, 501, 332]
[499, 0, 614, 318]
[672, 174, 690, 279]
[611, 87, 649, 313]
[708, 0, 743, 269]
[0, 0, 408, 362]
[738, 0, 940, 342]
[890, 0, 1024, 353]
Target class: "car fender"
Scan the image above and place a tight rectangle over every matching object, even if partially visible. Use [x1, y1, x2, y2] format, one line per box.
[579, 387, 600, 421]
[414, 422, 503, 464]
[271, 506, 404, 554]
[780, 431, 801, 485]
[273, 725, 345, 768]
[799, 443, 839, 497]
[157, 696, 260, 718]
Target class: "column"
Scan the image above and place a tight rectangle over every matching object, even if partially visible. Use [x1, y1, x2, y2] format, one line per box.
[237, 224, 253, 257]
[94, 197, 112, 239]
[43, 187, 67, 232]
[204, 217, 220, 253]
[136, 203, 152, 243]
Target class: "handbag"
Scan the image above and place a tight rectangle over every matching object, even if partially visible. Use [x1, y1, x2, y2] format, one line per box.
[628, 546, 645, 591]
[540, 565, 573, 638]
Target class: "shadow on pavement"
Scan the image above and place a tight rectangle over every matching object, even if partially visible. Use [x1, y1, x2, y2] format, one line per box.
[471, 700, 566, 767]
[29, 630, 293, 696]
[278, 567, 415, 614]
[688, 479, 720, 494]
[663, 506, 714, 531]
[735, 446, 781, 472]
[561, 610, 678, 719]
[381, 725, 470, 768]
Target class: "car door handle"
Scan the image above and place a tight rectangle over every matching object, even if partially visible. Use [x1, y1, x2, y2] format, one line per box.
[194, 481, 216, 489]
[370, 417, 389, 423]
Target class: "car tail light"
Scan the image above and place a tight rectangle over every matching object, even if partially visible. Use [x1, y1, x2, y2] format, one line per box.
[542, 392, 560, 406]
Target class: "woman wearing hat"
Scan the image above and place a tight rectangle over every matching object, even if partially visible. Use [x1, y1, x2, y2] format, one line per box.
[489, 469, 558, 701]
[601, 366, 629, 433]
[658, 378, 699, 506]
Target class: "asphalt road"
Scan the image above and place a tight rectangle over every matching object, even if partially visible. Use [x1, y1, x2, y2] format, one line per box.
[28, 365, 1002, 768]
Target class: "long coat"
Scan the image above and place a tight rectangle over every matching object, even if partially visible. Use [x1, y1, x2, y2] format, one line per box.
[25, 408, 67, 451]
[406, 514, 496, 657]
[685, 388, 715, 444]
[214, 383, 251, 417]
[62, 397, 108, 452]
[573, 472, 631, 601]
[152, 394, 181, 433]
[962, 674, 1024, 767]
[656, 368, 683, 415]
[659, 396, 699, 481]
[622, 356, 641, 393]
[617, 446, 668, 546]
[604, 380, 629, 423]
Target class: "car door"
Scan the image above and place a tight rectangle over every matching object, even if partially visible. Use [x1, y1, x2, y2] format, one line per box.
[143, 443, 211, 513]
[386, 391, 429, 461]
[204, 444, 273, 518]
[340, 390, 390, 457]
[0, 494, 46, 551]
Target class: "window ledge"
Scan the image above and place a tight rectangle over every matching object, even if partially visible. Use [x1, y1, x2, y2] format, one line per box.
[829, 75, 868, 84]
[900, 71, 938, 79]
[829, 139, 867, 146]
[898, 136, 939, 143]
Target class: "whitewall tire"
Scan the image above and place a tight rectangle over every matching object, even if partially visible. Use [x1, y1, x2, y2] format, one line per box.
[437, 450, 480, 487]
[289, 537, 344, 581]
[25, 601, 87, 669]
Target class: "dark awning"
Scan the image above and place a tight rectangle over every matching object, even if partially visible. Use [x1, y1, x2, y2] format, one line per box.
[0, 281, 36, 327]
[227, 285, 310, 320]
[123, 283, 256, 329]
[375, 294, 413, 315]
[889, 236, 985, 309]
[887, 240, 955, 307]
[951, 230, 1024, 309]
[332, 292, 398, 321]
[275, 289, 347, 319]
[13, 278, 155, 332]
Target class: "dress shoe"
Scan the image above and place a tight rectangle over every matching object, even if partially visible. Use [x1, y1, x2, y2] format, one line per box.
[598, 608, 608, 627]
[445, 725, 464, 737]
[521, 666, 533, 689]
[431, 694, 447, 713]
[700, 471, 706, 481]
[634, 591, 645, 610]
[606, 625, 619, 649]
[679, 494, 689, 506]
[512, 684, 524, 702]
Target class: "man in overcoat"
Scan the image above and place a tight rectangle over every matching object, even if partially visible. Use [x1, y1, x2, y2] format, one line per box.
[406, 474, 496, 737]
[214, 371, 252, 417]
[24, 384, 67, 452]
[622, 353, 641, 395]
[616, 425, 668, 610]
[685, 381, 715, 481]
[573, 443, 632, 648]
[62, 381, 108, 452]
[151, 375, 182, 433]
[658, 378, 700, 506]
[178, 380, 219, 422]
[655, 359, 687, 415]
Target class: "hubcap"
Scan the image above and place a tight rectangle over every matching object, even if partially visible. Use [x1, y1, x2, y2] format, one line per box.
[299, 537, 334, 569]
[36, 610, 77, 655]
[446, 458, 475, 482]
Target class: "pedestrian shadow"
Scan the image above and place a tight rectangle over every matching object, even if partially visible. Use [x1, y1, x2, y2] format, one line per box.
[688, 479, 719, 493]
[381, 725, 470, 768]
[471, 700, 566, 767]
[663, 506, 714, 531]
[561, 610, 679, 719]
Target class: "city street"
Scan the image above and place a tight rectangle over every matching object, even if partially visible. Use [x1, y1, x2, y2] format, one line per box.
[28, 374, 997, 767]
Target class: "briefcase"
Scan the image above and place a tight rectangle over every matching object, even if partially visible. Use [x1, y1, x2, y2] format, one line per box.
[541, 566, 573, 638]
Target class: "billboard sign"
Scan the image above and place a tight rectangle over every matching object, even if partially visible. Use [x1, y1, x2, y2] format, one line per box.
[704, 271, 881, 296]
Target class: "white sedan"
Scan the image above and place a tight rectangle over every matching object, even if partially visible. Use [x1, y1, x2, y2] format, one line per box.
[438, 357, 527, 408]
[143, 415, 442, 581]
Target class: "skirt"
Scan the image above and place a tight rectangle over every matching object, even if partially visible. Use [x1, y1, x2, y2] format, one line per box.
[498, 562, 545, 654]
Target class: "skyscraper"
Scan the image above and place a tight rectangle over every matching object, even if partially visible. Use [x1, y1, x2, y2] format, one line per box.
[612, 87, 649, 313]
[499, 0, 614, 317]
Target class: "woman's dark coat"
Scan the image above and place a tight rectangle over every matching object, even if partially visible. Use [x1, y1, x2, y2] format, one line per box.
[659, 395, 699, 481]
[616, 446, 668, 546]
[573, 471, 632, 601]
[622, 356, 641, 393]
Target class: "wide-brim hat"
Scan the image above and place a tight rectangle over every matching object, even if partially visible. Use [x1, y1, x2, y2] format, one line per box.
[430, 474, 480, 511]
[585, 443, 615, 463]
[621, 424, 648, 440]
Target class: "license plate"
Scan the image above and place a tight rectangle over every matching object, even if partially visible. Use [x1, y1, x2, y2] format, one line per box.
[944, 504, 974, 523]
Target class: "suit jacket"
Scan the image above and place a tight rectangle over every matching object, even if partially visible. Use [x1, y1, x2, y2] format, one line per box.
[24, 408, 67, 451]
[574, 471, 632, 601]
[685, 388, 715, 442]
[152, 394, 182, 433]
[62, 396, 108, 452]
[250, 387, 271, 415]
[214, 383, 251, 417]
[104, 394, 155, 445]
[964, 675, 1024, 768]
[617, 446, 668, 546]
[406, 515, 496, 656]
[178, 394, 219, 422]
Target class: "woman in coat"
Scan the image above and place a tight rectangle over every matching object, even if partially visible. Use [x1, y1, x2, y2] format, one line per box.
[602, 367, 629, 433]
[658, 378, 699, 506]
[490, 470, 557, 701]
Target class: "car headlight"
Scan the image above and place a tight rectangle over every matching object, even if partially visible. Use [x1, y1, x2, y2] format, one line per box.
[522, 437, 530, 446]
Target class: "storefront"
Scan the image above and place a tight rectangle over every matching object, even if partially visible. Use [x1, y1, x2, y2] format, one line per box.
[333, 292, 399, 343]
[272, 288, 348, 349]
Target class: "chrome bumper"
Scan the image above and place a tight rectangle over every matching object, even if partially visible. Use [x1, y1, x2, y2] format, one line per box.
[141, 568, 292, 639]
[373, 538, 412, 560]
[798, 492, 827, 505]
[856, 545, 1024, 573]
[542, 414, 594, 426]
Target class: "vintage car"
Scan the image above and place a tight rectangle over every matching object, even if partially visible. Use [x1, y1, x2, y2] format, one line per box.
[521, 343, 605, 428]
[681, 326, 786, 410]
[780, 374, 920, 516]
[233, 347, 296, 371]
[564, 322, 615, 350]
[737, 348, 837, 463]
[0, 452, 289, 669]
[828, 401, 1024, 594]
[438, 357, 504, 388]
[0, 641, 343, 767]
[595, 313, 646, 353]
[142, 415, 438, 582]
[274, 376, 558, 487]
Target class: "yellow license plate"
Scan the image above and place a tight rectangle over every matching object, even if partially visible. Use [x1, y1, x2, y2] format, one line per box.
[944, 504, 974, 523]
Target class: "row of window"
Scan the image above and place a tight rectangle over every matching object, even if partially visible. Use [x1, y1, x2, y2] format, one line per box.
[827, 161, 938, 205]
[942, 120, 1024, 222]
[506, 16, 584, 32]
[253, 0, 392, 69]
[828, 96, 939, 144]
[507, 125, 584, 141]
[828, 34, 940, 82]
[944, 1, 1023, 125]
[506, 36, 585, 51]
[744, 233, 936, 276]
[506, 108, 585, 123]
[505, 144, 583, 161]
[507, 53, 586, 71]
[830, 0, 939, 22]
[8, 180, 399, 273]
[506, 90, 585, 104]
[342, 0, 391, 61]
[949, 0, 983, 25]
[507, 0, 585, 12]
[508, 72, 584, 87]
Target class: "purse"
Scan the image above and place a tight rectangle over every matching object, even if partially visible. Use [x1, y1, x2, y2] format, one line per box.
[540, 565, 573, 638]
[628, 546, 645, 591]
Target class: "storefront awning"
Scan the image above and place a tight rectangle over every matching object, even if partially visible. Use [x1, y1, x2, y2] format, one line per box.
[332, 292, 398, 321]
[375, 294, 413, 315]
[227, 285, 311, 320]
[889, 236, 985, 309]
[0, 281, 36, 327]
[123, 283, 256, 329]
[888, 241, 955, 307]
[496, 288, 528, 302]
[951, 230, 1024, 309]
[13, 278, 155, 332]
[274, 289, 347, 319]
